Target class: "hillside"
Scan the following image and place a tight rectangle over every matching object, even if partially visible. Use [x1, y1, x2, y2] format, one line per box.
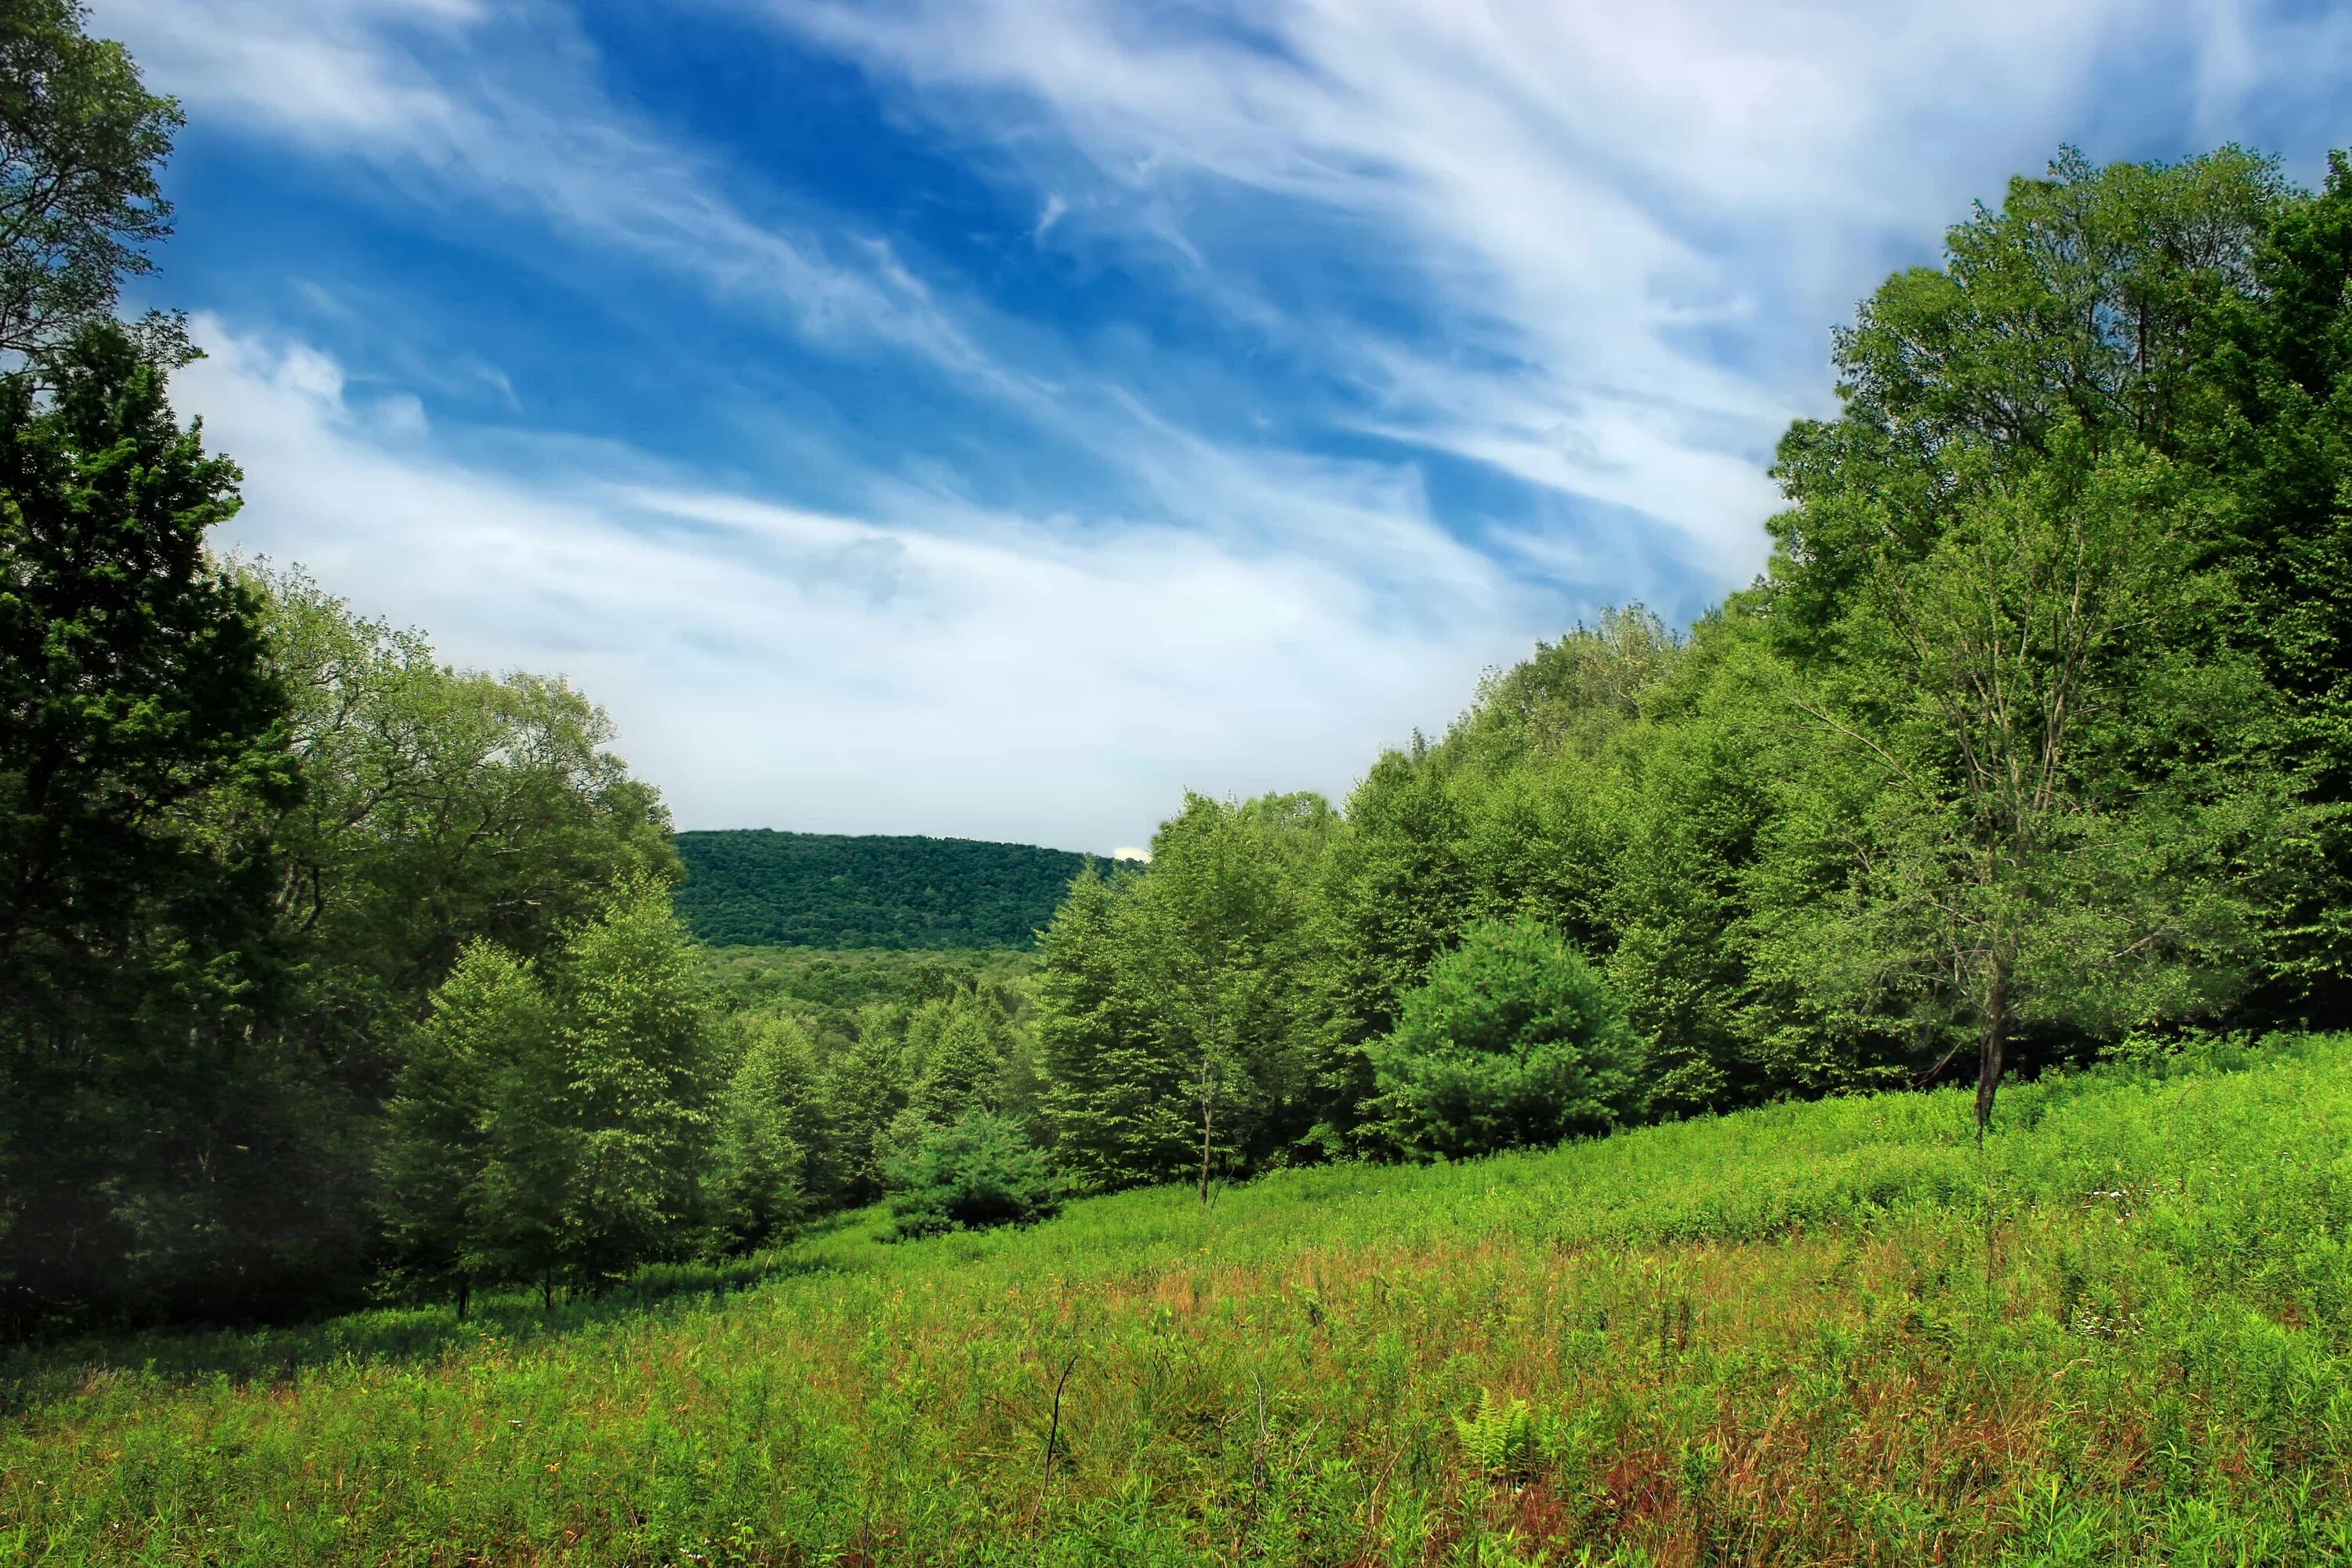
[671, 829, 1098, 949]
[13, 1035, 2352, 1565]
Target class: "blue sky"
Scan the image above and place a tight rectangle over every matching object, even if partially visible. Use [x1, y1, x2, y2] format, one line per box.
[88, 0, 2352, 852]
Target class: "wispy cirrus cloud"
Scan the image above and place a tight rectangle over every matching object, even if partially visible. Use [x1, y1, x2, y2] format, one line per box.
[96, 0, 998, 372]
[183, 318, 1542, 844]
[759, 0, 2352, 571]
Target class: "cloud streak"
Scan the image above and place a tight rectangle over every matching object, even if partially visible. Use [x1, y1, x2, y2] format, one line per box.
[94, 0, 996, 372]
[183, 319, 1547, 846]
[760, 0, 2348, 575]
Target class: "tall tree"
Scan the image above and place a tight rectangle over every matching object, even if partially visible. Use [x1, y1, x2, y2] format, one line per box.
[1034, 864, 1193, 1192]
[1795, 435, 2274, 1134]
[0, 324, 318, 1329]
[381, 940, 550, 1316]
[1034, 793, 1338, 1196]
[0, 0, 181, 361]
[250, 567, 677, 1096]
[709, 1012, 816, 1253]
[550, 875, 715, 1290]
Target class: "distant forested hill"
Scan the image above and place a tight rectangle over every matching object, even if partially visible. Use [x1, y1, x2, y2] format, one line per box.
[672, 829, 1098, 949]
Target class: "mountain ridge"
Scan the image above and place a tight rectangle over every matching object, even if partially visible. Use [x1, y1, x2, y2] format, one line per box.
[671, 827, 1103, 949]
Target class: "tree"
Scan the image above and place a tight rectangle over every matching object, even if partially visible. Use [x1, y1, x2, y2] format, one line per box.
[550, 875, 717, 1289]
[1772, 430, 2277, 1139]
[1762, 149, 2301, 1136]
[709, 1012, 817, 1253]
[0, 323, 321, 1330]
[2190, 150, 2352, 1022]
[1033, 793, 1338, 1197]
[817, 1007, 906, 1208]
[381, 940, 549, 1316]
[250, 566, 677, 1098]
[884, 1109, 1058, 1239]
[1035, 864, 1194, 1192]
[0, 0, 182, 362]
[1367, 917, 1636, 1160]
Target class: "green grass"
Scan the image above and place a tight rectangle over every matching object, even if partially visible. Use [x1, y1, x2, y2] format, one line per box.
[10, 1036, 2352, 1565]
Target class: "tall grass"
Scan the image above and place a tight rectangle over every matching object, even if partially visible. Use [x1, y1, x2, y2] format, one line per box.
[9, 1036, 2352, 1565]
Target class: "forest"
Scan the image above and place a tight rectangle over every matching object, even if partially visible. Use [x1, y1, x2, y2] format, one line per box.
[7, 0, 2352, 1342]
[672, 829, 1095, 950]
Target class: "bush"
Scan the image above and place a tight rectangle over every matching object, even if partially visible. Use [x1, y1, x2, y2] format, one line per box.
[884, 1110, 1060, 1239]
[1369, 916, 1637, 1160]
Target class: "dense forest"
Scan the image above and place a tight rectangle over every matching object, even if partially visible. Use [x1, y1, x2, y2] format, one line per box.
[672, 829, 1094, 949]
[9, 0, 2352, 1345]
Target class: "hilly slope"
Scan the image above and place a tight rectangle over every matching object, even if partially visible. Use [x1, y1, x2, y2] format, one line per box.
[672, 829, 1097, 949]
[13, 1036, 2352, 1564]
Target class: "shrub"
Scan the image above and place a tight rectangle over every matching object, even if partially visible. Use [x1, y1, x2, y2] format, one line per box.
[884, 1110, 1060, 1239]
[1369, 916, 1637, 1159]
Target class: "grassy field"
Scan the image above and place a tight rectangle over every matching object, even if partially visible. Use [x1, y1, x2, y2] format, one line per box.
[9, 1036, 2352, 1566]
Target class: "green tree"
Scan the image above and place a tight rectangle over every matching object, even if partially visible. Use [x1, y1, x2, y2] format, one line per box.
[1761, 150, 2302, 1132]
[251, 567, 677, 1096]
[550, 875, 716, 1289]
[0, 324, 323, 1330]
[884, 1110, 1058, 1239]
[817, 1007, 906, 1208]
[1034, 864, 1195, 1192]
[1368, 917, 1636, 1160]
[1034, 793, 1338, 1196]
[2190, 150, 2352, 1021]
[1773, 434, 2275, 1136]
[709, 1012, 816, 1252]
[0, 0, 182, 361]
[381, 940, 550, 1315]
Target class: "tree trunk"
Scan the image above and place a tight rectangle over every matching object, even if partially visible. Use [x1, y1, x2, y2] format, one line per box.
[1197, 1075, 1217, 1206]
[1973, 953, 2011, 1147]
[456, 1276, 470, 1321]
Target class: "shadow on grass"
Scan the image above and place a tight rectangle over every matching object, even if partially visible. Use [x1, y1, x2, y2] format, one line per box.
[0, 1210, 882, 1421]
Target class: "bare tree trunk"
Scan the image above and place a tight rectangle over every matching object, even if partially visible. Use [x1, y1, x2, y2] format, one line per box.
[1197, 1073, 1217, 1205]
[1973, 952, 2011, 1148]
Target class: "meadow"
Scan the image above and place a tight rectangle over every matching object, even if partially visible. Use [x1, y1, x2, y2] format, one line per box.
[6, 1035, 2352, 1566]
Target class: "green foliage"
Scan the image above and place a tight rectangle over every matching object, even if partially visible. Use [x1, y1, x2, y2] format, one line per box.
[815, 1016, 906, 1209]
[699, 943, 1033, 1020]
[884, 1109, 1060, 1239]
[252, 566, 679, 1087]
[672, 828, 1094, 949]
[1009, 147, 2352, 1168]
[1035, 793, 1339, 1193]
[0, 323, 330, 1331]
[0, 0, 182, 361]
[707, 1014, 816, 1253]
[19, 1037, 2352, 1563]
[1369, 917, 1637, 1159]
[383, 881, 724, 1306]
[379, 941, 550, 1308]
[550, 876, 717, 1290]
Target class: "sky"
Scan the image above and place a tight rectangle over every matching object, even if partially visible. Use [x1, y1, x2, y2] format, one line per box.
[85, 0, 2352, 854]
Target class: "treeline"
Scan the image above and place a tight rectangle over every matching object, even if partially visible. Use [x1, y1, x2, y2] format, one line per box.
[672, 829, 1094, 949]
[673, 138, 2352, 1265]
[1011, 145, 2352, 1193]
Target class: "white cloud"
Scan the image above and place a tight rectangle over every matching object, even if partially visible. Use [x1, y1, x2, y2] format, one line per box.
[755, 0, 2338, 583]
[90, 0, 996, 373]
[181, 318, 1552, 848]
